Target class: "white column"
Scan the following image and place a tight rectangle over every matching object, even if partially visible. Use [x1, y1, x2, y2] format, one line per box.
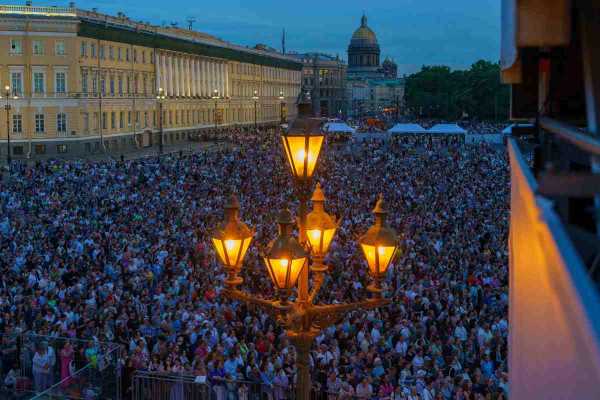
[179, 57, 185, 97]
[167, 55, 173, 96]
[219, 63, 225, 98]
[187, 58, 192, 97]
[160, 54, 167, 93]
[202, 60, 208, 96]
[155, 52, 161, 92]
[190, 59, 196, 97]
[172, 57, 178, 97]
[195, 59, 201, 97]
[224, 62, 229, 98]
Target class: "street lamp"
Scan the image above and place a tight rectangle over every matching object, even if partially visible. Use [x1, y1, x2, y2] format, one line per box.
[211, 104, 399, 400]
[211, 194, 254, 287]
[156, 87, 166, 155]
[358, 194, 399, 297]
[279, 90, 286, 125]
[4, 85, 16, 171]
[212, 89, 220, 131]
[252, 90, 259, 132]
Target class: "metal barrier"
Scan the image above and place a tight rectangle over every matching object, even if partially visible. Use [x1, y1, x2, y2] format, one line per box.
[0, 333, 122, 400]
[132, 371, 297, 400]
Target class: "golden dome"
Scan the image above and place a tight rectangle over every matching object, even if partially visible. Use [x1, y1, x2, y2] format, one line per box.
[350, 14, 379, 47]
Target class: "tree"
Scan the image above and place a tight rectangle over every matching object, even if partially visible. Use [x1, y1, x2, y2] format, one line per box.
[404, 60, 510, 120]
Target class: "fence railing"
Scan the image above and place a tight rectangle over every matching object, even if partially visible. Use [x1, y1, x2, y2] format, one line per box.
[0, 333, 122, 400]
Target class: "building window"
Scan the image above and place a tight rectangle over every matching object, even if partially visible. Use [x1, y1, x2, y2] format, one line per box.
[11, 72, 22, 96]
[35, 144, 46, 154]
[33, 40, 44, 55]
[33, 72, 44, 94]
[126, 48, 130, 62]
[92, 72, 98, 95]
[99, 45, 105, 59]
[135, 111, 140, 126]
[83, 112, 89, 132]
[35, 114, 45, 133]
[127, 111, 131, 126]
[100, 74, 106, 96]
[10, 39, 22, 55]
[55, 41, 66, 56]
[118, 76, 123, 96]
[12, 114, 22, 134]
[144, 111, 148, 127]
[109, 46, 114, 60]
[56, 144, 68, 154]
[85, 142, 91, 153]
[91, 43, 96, 58]
[81, 70, 88, 94]
[57, 113, 67, 133]
[142, 51, 145, 64]
[133, 49, 137, 63]
[118, 47, 122, 61]
[102, 113, 107, 130]
[110, 77, 115, 96]
[119, 112, 124, 128]
[111, 112, 116, 129]
[13, 146, 23, 155]
[55, 72, 66, 94]
[80, 41, 86, 57]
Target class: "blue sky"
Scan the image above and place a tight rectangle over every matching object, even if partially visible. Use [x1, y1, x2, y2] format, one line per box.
[21, 0, 500, 74]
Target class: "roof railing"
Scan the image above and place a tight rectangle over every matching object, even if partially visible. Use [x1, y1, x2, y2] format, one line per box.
[539, 116, 600, 156]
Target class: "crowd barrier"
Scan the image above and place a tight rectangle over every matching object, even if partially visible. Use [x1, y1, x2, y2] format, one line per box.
[0, 333, 122, 400]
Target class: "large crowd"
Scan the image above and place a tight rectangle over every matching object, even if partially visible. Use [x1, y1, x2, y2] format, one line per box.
[0, 129, 509, 399]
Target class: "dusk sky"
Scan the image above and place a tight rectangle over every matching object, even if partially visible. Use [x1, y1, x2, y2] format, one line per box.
[20, 0, 500, 75]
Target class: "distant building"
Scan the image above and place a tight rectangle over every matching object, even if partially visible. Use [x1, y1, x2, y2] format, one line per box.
[382, 57, 398, 79]
[287, 52, 347, 118]
[345, 14, 404, 118]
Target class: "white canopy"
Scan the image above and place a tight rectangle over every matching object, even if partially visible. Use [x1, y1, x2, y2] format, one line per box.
[427, 124, 467, 135]
[502, 123, 534, 135]
[324, 122, 355, 134]
[388, 123, 427, 134]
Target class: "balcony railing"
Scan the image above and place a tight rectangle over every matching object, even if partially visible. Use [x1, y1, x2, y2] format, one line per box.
[0, 5, 76, 17]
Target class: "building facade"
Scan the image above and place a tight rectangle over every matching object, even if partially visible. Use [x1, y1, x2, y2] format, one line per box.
[288, 52, 346, 118]
[0, 4, 302, 158]
[345, 14, 404, 119]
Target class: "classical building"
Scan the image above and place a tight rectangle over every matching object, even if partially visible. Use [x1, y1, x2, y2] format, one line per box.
[347, 14, 381, 80]
[382, 57, 398, 79]
[287, 52, 347, 118]
[345, 14, 404, 118]
[0, 4, 302, 158]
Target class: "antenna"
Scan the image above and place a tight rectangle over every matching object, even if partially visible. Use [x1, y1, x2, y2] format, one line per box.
[186, 17, 196, 30]
[282, 28, 286, 54]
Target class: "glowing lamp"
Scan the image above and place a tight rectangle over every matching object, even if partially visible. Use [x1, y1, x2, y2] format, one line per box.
[211, 194, 254, 283]
[305, 183, 339, 260]
[263, 209, 307, 293]
[358, 195, 399, 291]
[281, 119, 324, 181]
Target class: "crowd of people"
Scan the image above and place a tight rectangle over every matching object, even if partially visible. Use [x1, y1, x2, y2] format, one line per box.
[0, 128, 509, 399]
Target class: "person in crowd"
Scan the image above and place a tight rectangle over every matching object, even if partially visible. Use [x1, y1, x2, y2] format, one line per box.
[0, 128, 508, 399]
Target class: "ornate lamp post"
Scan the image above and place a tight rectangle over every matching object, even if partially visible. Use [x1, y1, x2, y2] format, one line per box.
[156, 87, 166, 155]
[210, 103, 399, 400]
[212, 89, 220, 131]
[4, 85, 16, 171]
[279, 90, 286, 125]
[252, 90, 259, 132]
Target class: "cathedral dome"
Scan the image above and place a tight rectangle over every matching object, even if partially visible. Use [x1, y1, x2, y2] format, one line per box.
[349, 14, 379, 49]
[347, 14, 381, 73]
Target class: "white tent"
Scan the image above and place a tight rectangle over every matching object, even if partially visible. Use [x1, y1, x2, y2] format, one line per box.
[388, 123, 427, 134]
[502, 123, 534, 135]
[427, 123, 467, 135]
[324, 122, 355, 134]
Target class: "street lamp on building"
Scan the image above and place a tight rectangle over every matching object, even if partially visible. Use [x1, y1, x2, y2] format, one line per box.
[212, 89, 221, 131]
[4, 85, 16, 171]
[156, 87, 166, 155]
[252, 90, 259, 132]
[210, 107, 399, 400]
[279, 90, 286, 125]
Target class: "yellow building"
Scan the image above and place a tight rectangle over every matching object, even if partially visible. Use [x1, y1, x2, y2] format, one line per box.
[0, 4, 302, 157]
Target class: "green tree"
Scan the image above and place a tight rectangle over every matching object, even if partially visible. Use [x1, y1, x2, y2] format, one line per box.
[404, 60, 510, 120]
